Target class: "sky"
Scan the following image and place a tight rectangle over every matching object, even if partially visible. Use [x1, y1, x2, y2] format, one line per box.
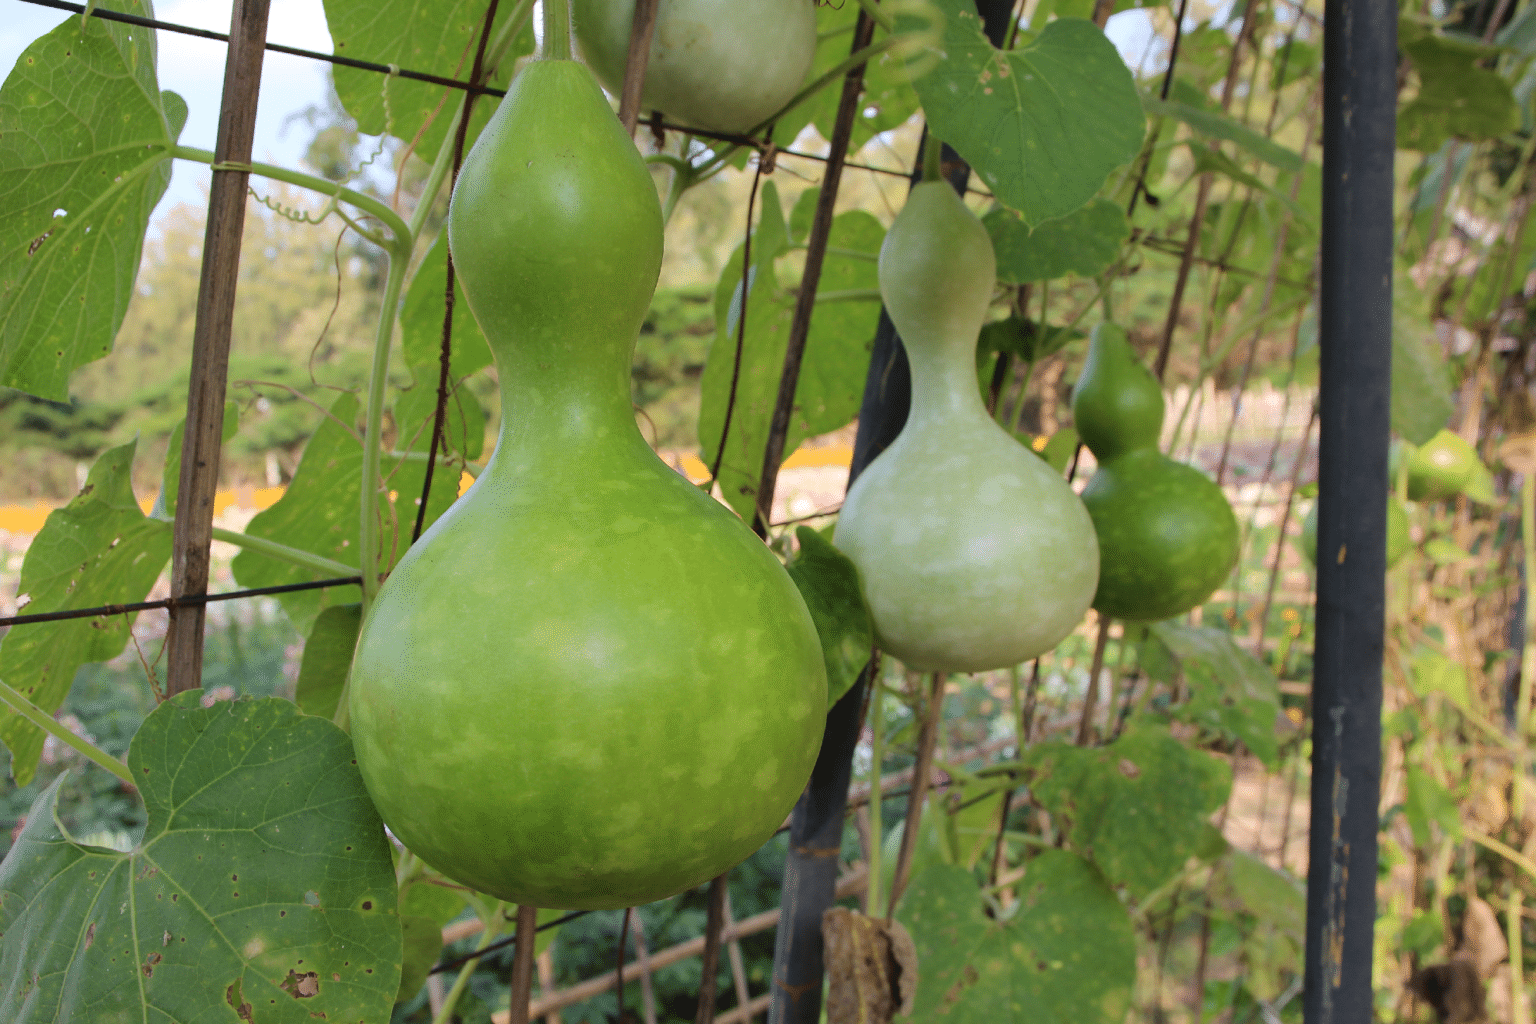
[0, 0, 1158, 226]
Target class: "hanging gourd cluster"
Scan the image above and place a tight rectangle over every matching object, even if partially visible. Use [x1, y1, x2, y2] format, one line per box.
[345, 0, 1241, 912]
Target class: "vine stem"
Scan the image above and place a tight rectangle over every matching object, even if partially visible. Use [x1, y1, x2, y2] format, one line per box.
[887, 671, 945, 920]
[0, 680, 132, 787]
[172, 147, 411, 249]
[543, 0, 572, 60]
[145, 518, 354, 578]
[866, 679, 886, 916]
[433, 902, 507, 1024]
[1076, 617, 1112, 746]
[1516, 470, 1536, 823]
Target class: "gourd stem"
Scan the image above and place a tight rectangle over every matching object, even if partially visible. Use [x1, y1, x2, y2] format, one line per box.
[866, 679, 885, 916]
[145, 517, 355, 579]
[432, 903, 507, 1024]
[0, 679, 133, 787]
[543, 0, 572, 60]
[357, 250, 411, 609]
[922, 133, 942, 183]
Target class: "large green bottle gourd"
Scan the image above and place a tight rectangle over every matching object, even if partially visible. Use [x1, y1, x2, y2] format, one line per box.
[833, 182, 1100, 673]
[1070, 324, 1240, 621]
[347, 60, 827, 911]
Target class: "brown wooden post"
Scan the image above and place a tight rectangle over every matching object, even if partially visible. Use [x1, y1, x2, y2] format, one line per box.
[164, 0, 272, 695]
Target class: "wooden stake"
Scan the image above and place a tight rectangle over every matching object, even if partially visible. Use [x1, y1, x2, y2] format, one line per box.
[506, 904, 540, 1024]
[618, 0, 659, 136]
[887, 672, 945, 917]
[695, 875, 729, 1024]
[164, 0, 272, 695]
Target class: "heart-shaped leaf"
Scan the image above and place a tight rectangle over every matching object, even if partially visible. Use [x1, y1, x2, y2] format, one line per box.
[905, 8, 1144, 225]
[0, 693, 402, 1023]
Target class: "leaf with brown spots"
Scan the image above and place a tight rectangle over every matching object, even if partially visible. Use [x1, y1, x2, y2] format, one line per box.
[898, 856, 1135, 1023]
[0, 694, 401, 1022]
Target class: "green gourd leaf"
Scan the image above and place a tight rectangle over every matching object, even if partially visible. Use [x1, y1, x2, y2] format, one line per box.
[1025, 726, 1232, 897]
[903, 8, 1145, 225]
[786, 527, 871, 706]
[231, 393, 456, 634]
[398, 915, 445, 1002]
[985, 199, 1129, 283]
[295, 603, 364, 720]
[1144, 90, 1304, 172]
[0, 693, 401, 1023]
[1144, 622, 1284, 768]
[400, 234, 495, 384]
[0, 5, 184, 400]
[394, 377, 487, 462]
[323, 0, 534, 159]
[0, 441, 171, 786]
[1391, 290, 1456, 446]
[898, 856, 1136, 1022]
[978, 317, 1083, 365]
[698, 185, 878, 520]
[1397, 34, 1520, 151]
[1404, 764, 1463, 846]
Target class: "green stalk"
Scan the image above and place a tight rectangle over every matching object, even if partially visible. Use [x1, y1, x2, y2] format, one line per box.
[1517, 473, 1536, 822]
[923, 132, 943, 183]
[856, 0, 897, 32]
[357, 252, 411, 609]
[0, 680, 133, 787]
[172, 147, 411, 249]
[1511, 884, 1530, 1024]
[814, 288, 884, 304]
[145, 518, 354, 578]
[432, 902, 508, 1024]
[866, 680, 886, 917]
[543, 0, 572, 60]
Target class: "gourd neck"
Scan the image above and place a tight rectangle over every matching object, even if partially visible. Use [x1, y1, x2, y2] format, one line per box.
[904, 335, 989, 424]
[489, 332, 642, 461]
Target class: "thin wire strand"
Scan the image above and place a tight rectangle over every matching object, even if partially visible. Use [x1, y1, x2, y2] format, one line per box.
[0, 577, 361, 629]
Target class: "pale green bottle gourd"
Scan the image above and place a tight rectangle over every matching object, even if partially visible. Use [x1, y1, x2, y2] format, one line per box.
[346, 58, 827, 911]
[572, 0, 817, 134]
[833, 181, 1100, 673]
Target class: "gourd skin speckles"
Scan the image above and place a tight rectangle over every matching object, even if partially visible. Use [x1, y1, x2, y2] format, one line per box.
[1070, 324, 1240, 622]
[572, 0, 817, 133]
[347, 61, 826, 911]
[834, 182, 1099, 672]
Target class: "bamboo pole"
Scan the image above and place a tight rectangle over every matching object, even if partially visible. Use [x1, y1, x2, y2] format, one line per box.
[164, 0, 272, 694]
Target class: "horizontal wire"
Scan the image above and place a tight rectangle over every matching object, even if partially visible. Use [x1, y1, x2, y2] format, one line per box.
[15, 0, 508, 95]
[430, 909, 591, 975]
[0, 576, 362, 629]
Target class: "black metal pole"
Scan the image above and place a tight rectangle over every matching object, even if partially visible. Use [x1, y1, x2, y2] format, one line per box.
[766, 5, 1013, 1023]
[1304, 0, 1394, 1016]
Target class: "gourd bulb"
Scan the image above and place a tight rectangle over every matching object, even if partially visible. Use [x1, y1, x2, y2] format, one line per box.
[572, 0, 818, 133]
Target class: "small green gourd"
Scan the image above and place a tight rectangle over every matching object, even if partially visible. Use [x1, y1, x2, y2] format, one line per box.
[834, 181, 1100, 672]
[347, 58, 826, 911]
[1404, 429, 1481, 502]
[1070, 324, 1239, 622]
